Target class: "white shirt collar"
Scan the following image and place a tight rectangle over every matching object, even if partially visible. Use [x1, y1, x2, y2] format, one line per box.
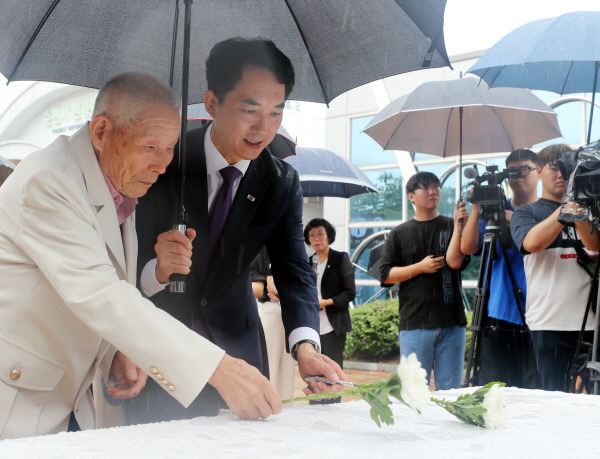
[204, 123, 251, 176]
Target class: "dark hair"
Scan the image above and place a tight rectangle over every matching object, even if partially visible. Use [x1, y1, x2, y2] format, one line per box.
[206, 37, 295, 101]
[506, 149, 538, 167]
[406, 171, 440, 194]
[537, 143, 573, 169]
[303, 218, 336, 245]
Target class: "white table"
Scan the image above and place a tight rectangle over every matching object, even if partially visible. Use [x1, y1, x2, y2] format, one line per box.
[1, 387, 599, 458]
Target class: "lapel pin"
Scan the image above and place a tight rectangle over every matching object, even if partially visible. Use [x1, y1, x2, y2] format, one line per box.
[247, 194, 255, 202]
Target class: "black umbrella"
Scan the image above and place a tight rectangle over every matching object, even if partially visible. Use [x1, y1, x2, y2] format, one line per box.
[0, 1, 451, 105]
[0, 0, 450, 206]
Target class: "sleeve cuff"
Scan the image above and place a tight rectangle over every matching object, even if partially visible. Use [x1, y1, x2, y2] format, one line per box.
[140, 258, 168, 297]
[289, 327, 321, 360]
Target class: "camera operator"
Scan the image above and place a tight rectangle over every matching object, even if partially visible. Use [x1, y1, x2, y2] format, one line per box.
[461, 149, 540, 388]
[511, 144, 596, 392]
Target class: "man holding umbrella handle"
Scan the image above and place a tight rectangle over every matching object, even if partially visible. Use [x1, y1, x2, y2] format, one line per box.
[129, 38, 347, 425]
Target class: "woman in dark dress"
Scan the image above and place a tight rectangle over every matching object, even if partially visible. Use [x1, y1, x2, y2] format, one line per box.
[304, 218, 356, 404]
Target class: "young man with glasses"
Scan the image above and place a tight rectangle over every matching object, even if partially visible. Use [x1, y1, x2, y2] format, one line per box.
[461, 149, 540, 388]
[511, 144, 596, 392]
[379, 171, 469, 390]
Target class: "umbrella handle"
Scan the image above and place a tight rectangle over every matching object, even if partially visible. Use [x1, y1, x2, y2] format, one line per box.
[169, 223, 187, 293]
[457, 196, 464, 238]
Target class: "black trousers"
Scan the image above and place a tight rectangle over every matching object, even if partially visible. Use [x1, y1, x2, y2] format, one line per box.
[531, 330, 594, 392]
[478, 319, 540, 389]
[310, 331, 346, 405]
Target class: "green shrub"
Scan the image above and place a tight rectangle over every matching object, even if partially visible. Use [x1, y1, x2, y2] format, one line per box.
[344, 299, 399, 361]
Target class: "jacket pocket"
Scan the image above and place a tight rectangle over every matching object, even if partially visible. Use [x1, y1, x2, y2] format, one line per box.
[0, 335, 67, 438]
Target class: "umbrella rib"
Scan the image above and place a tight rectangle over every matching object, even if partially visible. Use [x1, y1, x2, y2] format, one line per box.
[169, 0, 180, 88]
[442, 107, 456, 157]
[283, 0, 329, 105]
[8, 0, 62, 82]
[559, 61, 575, 96]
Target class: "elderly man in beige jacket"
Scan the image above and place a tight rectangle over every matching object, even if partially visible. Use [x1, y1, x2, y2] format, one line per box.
[0, 72, 281, 440]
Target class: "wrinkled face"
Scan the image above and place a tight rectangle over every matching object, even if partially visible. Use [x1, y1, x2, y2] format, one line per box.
[507, 159, 539, 198]
[99, 103, 180, 198]
[205, 66, 286, 164]
[539, 161, 565, 200]
[408, 182, 441, 211]
[308, 225, 329, 252]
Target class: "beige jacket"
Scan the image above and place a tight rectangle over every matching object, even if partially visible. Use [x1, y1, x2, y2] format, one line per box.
[0, 126, 224, 439]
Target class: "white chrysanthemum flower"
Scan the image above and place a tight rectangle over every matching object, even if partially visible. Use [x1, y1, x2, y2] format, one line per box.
[481, 383, 507, 429]
[397, 353, 430, 412]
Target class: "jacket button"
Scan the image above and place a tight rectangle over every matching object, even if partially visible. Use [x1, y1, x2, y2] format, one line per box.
[201, 299, 207, 306]
[161, 380, 169, 386]
[9, 369, 21, 380]
[167, 385, 175, 392]
[155, 374, 164, 380]
[149, 367, 158, 375]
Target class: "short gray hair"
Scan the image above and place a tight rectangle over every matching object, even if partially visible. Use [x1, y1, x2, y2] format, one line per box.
[92, 72, 180, 129]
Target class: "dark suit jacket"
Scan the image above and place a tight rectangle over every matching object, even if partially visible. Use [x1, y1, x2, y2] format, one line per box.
[126, 124, 319, 423]
[309, 249, 355, 336]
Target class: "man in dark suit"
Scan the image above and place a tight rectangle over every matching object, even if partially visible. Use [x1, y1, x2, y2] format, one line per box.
[125, 37, 346, 424]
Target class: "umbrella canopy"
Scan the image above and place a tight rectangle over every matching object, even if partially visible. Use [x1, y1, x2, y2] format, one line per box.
[362, 77, 561, 156]
[467, 11, 600, 142]
[284, 147, 378, 198]
[187, 104, 296, 160]
[0, 0, 451, 106]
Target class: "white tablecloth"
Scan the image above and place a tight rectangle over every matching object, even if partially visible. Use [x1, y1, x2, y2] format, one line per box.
[1, 387, 599, 458]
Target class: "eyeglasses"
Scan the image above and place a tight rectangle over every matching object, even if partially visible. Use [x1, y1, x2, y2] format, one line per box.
[511, 165, 536, 178]
[309, 231, 327, 240]
[415, 184, 441, 191]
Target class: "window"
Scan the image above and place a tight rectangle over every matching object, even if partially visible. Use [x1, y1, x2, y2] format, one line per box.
[350, 169, 403, 222]
[350, 116, 396, 166]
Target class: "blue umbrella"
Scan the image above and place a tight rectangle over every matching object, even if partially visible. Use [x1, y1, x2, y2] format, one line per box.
[284, 147, 378, 198]
[468, 11, 600, 143]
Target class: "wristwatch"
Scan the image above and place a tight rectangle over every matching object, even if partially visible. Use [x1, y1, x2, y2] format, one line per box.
[290, 339, 319, 360]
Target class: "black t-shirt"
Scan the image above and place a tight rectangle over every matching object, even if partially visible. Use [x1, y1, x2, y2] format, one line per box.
[379, 215, 467, 331]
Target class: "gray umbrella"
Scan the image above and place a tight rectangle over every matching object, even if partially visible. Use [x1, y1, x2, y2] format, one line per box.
[362, 77, 561, 191]
[284, 147, 378, 198]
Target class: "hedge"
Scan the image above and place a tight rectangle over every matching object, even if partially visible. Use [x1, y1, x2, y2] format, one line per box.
[344, 299, 399, 361]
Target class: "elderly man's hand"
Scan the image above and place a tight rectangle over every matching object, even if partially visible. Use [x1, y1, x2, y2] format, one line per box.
[297, 343, 348, 395]
[209, 354, 281, 420]
[106, 351, 148, 399]
[154, 228, 196, 283]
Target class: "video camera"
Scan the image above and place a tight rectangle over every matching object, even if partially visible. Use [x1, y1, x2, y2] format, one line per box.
[464, 165, 521, 249]
[558, 141, 600, 206]
[464, 165, 522, 207]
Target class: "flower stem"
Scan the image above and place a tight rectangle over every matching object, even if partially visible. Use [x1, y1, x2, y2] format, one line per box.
[282, 388, 362, 404]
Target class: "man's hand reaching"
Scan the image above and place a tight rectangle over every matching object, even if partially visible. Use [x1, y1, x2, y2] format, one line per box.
[296, 343, 348, 395]
[106, 351, 148, 399]
[209, 354, 282, 420]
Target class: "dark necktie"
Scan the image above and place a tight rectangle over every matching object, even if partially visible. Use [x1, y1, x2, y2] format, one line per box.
[207, 166, 242, 256]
